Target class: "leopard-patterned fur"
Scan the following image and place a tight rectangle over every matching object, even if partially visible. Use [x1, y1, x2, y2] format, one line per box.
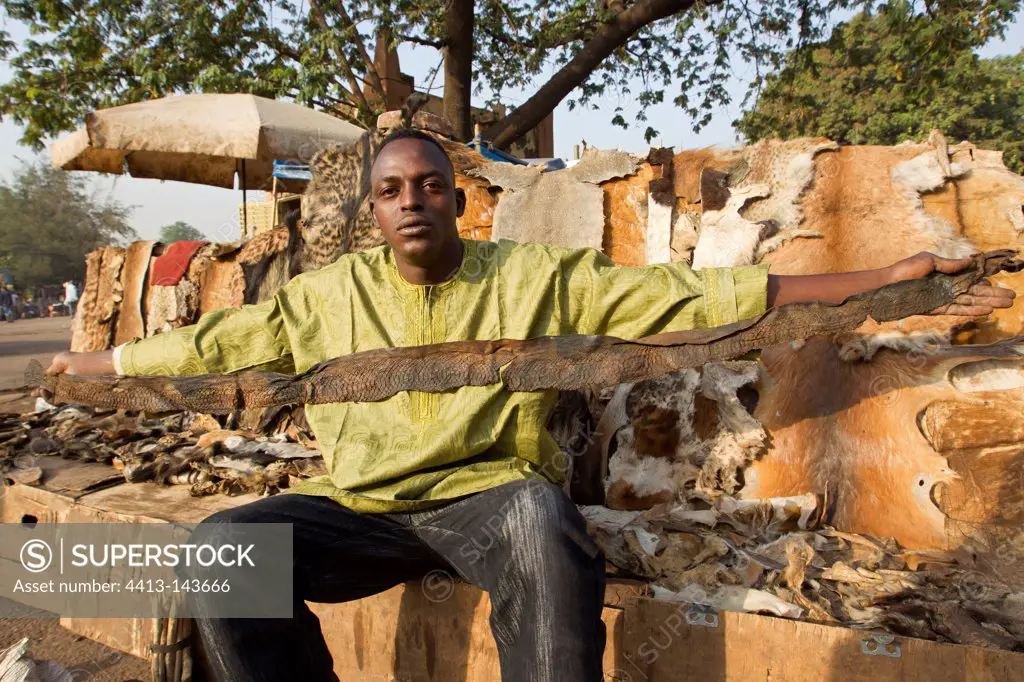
[297, 134, 384, 272]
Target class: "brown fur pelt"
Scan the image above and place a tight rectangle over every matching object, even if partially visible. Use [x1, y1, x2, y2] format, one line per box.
[236, 225, 301, 304]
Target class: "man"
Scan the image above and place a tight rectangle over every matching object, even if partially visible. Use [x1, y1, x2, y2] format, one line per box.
[0, 286, 12, 322]
[45, 129, 1014, 681]
[62, 280, 79, 317]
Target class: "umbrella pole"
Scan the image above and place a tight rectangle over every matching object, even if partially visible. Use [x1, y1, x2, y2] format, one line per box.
[241, 159, 248, 239]
[271, 176, 279, 227]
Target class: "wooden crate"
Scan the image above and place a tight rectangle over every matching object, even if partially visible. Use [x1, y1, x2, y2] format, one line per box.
[312, 580, 636, 681]
[2, 472, 1023, 681]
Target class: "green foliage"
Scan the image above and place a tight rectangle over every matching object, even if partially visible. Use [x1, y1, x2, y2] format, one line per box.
[0, 0, 887, 148]
[0, 161, 136, 288]
[159, 221, 207, 243]
[2, 0, 1018, 148]
[737, 1, 1024, 172]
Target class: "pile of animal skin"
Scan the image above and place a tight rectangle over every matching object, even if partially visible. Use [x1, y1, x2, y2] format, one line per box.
[3, 404, 1023, 652]
[0, 405, 324, 497]
[582, 493, 1024, 651]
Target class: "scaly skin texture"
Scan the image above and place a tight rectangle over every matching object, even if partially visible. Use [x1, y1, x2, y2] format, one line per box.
[28, 251, 1023, 414]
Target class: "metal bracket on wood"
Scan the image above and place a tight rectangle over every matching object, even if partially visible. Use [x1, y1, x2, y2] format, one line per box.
[684, 604, 719, 628]
[861, 634, 901, 658]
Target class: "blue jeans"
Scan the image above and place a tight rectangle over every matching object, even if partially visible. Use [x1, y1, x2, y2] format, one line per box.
[188, 480, 606, 682]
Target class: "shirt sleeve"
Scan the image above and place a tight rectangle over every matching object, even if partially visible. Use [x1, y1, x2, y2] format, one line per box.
[119, 293, 297, 376]
[560, 247, 770, 338]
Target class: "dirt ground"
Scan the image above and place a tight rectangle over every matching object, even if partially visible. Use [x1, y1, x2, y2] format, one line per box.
[0, 598, 150, 681]
[0, 317, 151, 680]
[0, 317, 74, 414]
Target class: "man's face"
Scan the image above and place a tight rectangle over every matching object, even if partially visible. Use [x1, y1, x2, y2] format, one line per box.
[369, 138, 465, 266]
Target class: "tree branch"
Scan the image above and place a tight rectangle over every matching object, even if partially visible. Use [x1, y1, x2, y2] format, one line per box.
[327, 0, 385, 101]
[484, 0, 725, 148]
[307, 0, 374, 120]
[397, 33, 447, 49]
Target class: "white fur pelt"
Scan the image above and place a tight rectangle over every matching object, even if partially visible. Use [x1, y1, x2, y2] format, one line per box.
[890, 152, 975, 259]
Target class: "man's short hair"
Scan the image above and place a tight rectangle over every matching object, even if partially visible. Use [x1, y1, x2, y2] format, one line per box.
[374, 128, 455, 178]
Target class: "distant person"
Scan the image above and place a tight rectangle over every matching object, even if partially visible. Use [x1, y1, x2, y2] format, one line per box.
[0, 286, 12, 322]
[62, 280, 79, 317]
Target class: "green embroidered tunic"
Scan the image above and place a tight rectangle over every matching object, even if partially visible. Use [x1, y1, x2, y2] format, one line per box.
[119, 239, 769, 512]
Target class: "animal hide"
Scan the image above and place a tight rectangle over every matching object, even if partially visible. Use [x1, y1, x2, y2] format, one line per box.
[603, 362, 766, 511]
[145, 279, 199, 337]
[691, 169, 776, 269]
[1, 406, 322, 498]
[472, 148, 640, 250]
[740, 138, 839, 235]
[761, 139, 1018, 349]
[298, 136, 381, 271]
[687, 139, 836, 270]
[114, 240, 157, 345]
[71, 247, 125, 353]
[747, 337, 1024, 554]
[237, 226, 299, 304]
[581, 492, 1024, 651]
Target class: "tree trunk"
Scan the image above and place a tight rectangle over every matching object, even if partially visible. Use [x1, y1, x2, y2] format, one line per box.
[483, 0, 706, 149]
[443, 0, 475, 141]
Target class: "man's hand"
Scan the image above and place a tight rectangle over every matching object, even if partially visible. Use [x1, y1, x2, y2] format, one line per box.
[44, 351, 78, 378]
[886, 252, 1017, 316]
[33, 350, 115, 401]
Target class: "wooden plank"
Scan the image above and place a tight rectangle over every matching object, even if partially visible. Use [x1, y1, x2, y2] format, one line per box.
[965, 645, 1024, 682]
[70, 481, 260, 524]
[620, 597, 1024, 682]
[0, 480, 76, 523]
[54, 483, 258, 665]
[312, 581, 625, 681]
[35, 458, 124, 498]
[59, 616, 167, 663]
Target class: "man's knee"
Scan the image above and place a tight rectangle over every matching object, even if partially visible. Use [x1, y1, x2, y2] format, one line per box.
[498, 480, 601, 566]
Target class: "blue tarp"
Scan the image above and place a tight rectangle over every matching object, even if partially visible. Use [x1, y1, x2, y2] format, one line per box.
[272, 160, 312, 181]
[271, 140, 564, 181]
[465, 140, 564, 171]
[466, 142, 528, 166]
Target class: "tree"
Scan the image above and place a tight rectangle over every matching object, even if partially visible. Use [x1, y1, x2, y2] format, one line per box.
[159, 221, 207, 243]
[0, 162, 136, 288]
[0, 0, 937, 151]
[737, 2, 1023, 172]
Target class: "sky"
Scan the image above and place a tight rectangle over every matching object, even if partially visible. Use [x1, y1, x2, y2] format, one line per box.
[0, 10, 1020, 243]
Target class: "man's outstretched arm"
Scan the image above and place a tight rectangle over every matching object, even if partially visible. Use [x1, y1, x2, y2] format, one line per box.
[41, 291, 298, 398]
[768, 252, 1016, 315]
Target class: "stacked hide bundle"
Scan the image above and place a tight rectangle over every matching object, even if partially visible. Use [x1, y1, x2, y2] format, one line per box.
[583, 492, 1024, 652]
[0, 406, 324, 497]
[71, 229, 300, 353]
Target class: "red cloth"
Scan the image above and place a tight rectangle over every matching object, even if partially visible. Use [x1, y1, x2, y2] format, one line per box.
[149, 240, 209, 286]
